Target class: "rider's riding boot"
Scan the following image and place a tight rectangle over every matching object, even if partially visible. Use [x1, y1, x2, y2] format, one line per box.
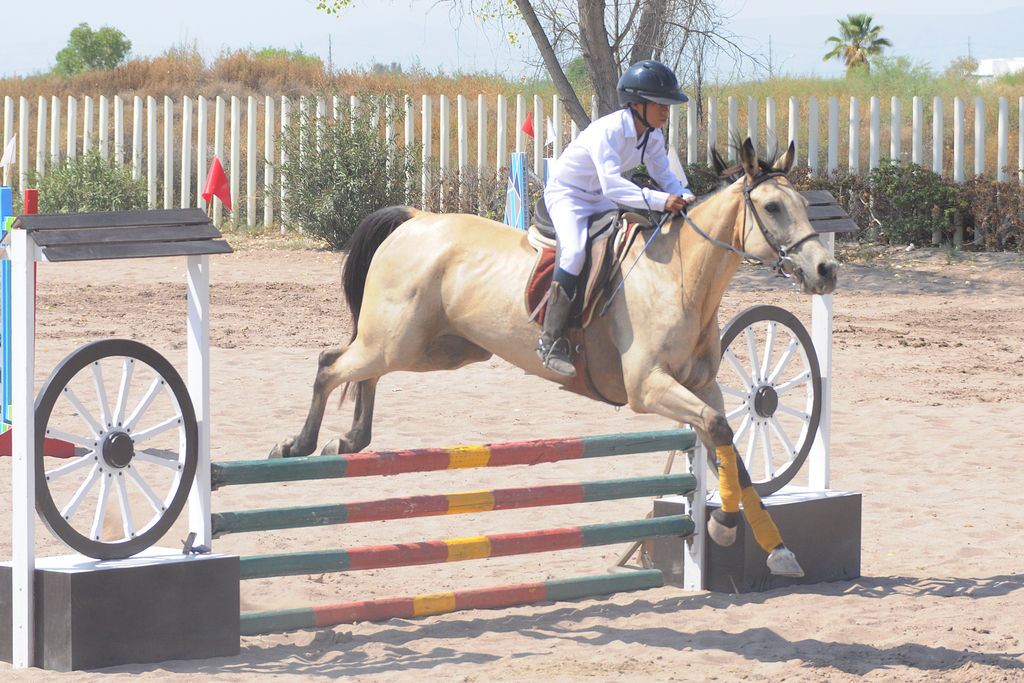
[536, 276, 577, 378]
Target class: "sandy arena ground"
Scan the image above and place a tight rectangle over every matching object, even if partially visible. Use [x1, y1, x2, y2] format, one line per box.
[1, 234, 1023, 681]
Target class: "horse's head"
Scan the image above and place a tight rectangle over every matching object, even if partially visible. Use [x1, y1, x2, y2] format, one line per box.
[717, 139, 838, 295]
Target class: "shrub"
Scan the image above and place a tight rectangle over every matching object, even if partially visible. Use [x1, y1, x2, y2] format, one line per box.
[275, 92, 422, 249]
[865, 159, 959, 244]
[30, 152, 147, 213]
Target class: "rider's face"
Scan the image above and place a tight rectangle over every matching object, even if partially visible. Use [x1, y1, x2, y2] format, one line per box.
[631, 101, 671, 129]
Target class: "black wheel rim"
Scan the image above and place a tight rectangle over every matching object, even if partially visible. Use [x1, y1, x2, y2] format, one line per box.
[34, 339, 198, 559]
[717, 305, 822, 496]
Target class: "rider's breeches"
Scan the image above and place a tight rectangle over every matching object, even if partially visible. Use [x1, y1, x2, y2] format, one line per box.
[716, 444, 783, 553]
[544, 189, 615, 277]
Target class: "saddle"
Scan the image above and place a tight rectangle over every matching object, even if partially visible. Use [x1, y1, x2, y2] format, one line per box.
[524, 197, 654, 405]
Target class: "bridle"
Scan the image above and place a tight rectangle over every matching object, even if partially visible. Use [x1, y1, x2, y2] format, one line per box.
[683, 170, 819, 279]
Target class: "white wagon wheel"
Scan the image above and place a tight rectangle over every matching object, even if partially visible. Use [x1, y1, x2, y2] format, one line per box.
[716, 305, 822, 496]
[34, 339, 198, 560]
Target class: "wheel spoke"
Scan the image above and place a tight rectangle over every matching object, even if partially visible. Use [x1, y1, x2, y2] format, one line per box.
[759, 322, 777, 380]
[133, 449, 183, 470]
[125, 464, 168, 512]
[768, 416, 799, 459]
[90, 474, 113, 541]
[113, 473, 136, 538]
[114, 358, 136, 428]
[775, 370, 811, 396]
[45, 452, 98, 481]
[733, 413, 752, 443]
[767, 338, 800, 385]
[720, 384, 748, 399]
[60, 463, 102, 521]
[775, 400, 811, 422]
[725, 402, 749, 421]
[123, 377, 165, 433]
[759, 422, 775, 479]
[723, 348, 755, 389]
[59, 386, 104, 438]
[44, 425, 99, 450]
[744, 423, 758, 470]
[743, 327, 763, 383]
[131, 415, 183, 444]
[89, 361, 113, 431]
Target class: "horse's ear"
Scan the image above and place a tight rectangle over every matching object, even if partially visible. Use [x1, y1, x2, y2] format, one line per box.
[774, 140, 796, 174]
[711, 146, 728, 176]
[739, 138, 759, 180]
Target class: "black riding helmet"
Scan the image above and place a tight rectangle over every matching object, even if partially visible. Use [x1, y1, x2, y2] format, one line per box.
[616, 60, 689, 106]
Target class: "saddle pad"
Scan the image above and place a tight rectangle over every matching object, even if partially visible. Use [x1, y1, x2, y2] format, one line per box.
[524, 219, 648, 328]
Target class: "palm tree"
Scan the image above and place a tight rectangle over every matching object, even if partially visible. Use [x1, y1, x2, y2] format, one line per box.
[823, 13, 892, 72]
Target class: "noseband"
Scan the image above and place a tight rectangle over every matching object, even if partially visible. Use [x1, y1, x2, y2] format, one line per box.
[684, 171, 818, 278]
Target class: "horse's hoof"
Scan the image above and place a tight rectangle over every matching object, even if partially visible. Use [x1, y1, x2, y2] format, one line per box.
[319, 439, 343, 456]
[767, 545, 804, 577]
[268, 439, 294, 459]
[707, 509, 739, 546]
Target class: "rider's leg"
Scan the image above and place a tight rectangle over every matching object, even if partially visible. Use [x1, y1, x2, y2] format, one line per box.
[536, 198, 588, 377]
[537, 267, 578, 376]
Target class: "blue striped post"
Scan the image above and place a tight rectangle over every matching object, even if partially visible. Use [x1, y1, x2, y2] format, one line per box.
[503, 152, 528, 229]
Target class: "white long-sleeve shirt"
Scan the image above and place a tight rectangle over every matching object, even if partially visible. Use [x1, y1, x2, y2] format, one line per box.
[544, 108, 694, 214]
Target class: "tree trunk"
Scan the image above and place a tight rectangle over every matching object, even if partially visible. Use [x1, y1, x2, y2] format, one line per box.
[629, 0, 668, 64]
[578, 0, 620, 117]
[513, 0, 590, 129]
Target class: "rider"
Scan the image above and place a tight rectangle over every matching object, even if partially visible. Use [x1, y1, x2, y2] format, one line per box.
[537, 59, 696, 377]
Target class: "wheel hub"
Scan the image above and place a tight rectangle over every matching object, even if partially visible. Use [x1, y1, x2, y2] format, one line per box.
[102, 431, 135, 468]
[753, 385, 778, 418]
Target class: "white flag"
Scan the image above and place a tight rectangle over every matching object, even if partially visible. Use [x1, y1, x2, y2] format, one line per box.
[545, 116, 556, 147]
[0, 134, 15, 168]
[667, 145, 686, 182]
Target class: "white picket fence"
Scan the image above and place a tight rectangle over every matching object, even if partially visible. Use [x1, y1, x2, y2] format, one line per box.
[3, 92, 1023, 230]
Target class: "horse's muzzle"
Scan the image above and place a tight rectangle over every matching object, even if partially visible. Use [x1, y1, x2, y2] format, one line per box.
[791, 256, 838, 295]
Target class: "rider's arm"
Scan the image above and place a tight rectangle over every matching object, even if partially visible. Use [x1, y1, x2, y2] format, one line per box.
[590, 129, 673, 211]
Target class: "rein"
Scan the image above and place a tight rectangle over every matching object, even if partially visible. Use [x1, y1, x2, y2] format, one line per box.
[685, 170, 817, 278]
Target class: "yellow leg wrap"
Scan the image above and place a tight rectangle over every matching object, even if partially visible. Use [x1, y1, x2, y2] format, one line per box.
[716, 445, 741, 513]
[740, 486, 783, 553]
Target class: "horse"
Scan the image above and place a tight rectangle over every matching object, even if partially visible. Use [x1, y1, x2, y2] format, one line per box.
[271, 138, 838, 577]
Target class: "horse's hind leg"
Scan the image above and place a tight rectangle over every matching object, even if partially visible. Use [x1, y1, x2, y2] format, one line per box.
[320, 378, 377, 455]
[270, 344, 383, 459]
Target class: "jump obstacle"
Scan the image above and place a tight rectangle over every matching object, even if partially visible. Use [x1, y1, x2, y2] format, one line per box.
[209, 429, 697, 635]
[3, 173, 857, 668]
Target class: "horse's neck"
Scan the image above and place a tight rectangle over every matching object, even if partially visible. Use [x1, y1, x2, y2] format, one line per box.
[673, 188, 744, 324]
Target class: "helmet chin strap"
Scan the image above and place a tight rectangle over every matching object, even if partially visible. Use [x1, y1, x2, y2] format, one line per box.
[629, 102, 655, 163]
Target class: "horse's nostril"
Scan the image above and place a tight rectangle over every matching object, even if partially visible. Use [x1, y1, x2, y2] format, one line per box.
[818, 260, 838, 281]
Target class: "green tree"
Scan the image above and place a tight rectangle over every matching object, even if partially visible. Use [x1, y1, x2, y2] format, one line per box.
[943, 55, 979, 81]
[54, 23, 132, 77]
[823, 13, 891, 73]
[275, 93, 421, 249]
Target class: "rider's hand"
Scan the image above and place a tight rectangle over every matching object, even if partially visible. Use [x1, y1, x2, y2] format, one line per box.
[665, 194, 693, 216]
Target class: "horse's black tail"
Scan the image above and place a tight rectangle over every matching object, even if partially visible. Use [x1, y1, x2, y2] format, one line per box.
[342, 205, 417, 341]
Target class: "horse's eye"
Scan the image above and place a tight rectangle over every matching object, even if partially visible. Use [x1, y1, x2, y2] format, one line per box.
[764, 202, 780, 214]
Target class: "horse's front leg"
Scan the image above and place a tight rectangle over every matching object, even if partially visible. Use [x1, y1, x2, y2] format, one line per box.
[629, 368, 804, 577]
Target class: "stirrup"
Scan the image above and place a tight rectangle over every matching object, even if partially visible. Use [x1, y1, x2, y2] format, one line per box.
[536, 337, 576, 377]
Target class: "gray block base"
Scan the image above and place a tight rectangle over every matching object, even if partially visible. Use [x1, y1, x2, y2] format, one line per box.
[653, 488, 861, 592]
[1, 548, 239, 671]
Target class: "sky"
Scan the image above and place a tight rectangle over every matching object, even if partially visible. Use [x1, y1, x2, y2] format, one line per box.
[3, 0, 1024, 81]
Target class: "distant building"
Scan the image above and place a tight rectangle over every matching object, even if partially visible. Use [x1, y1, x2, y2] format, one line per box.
[974, 57, 1024, 80]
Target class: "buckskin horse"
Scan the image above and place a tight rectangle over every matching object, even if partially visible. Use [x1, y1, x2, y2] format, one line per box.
[271, 139, 838, 577]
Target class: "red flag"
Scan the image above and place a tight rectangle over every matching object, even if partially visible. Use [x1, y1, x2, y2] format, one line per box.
[202, 156, 232, 210]
[521, 111, 535, 137]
